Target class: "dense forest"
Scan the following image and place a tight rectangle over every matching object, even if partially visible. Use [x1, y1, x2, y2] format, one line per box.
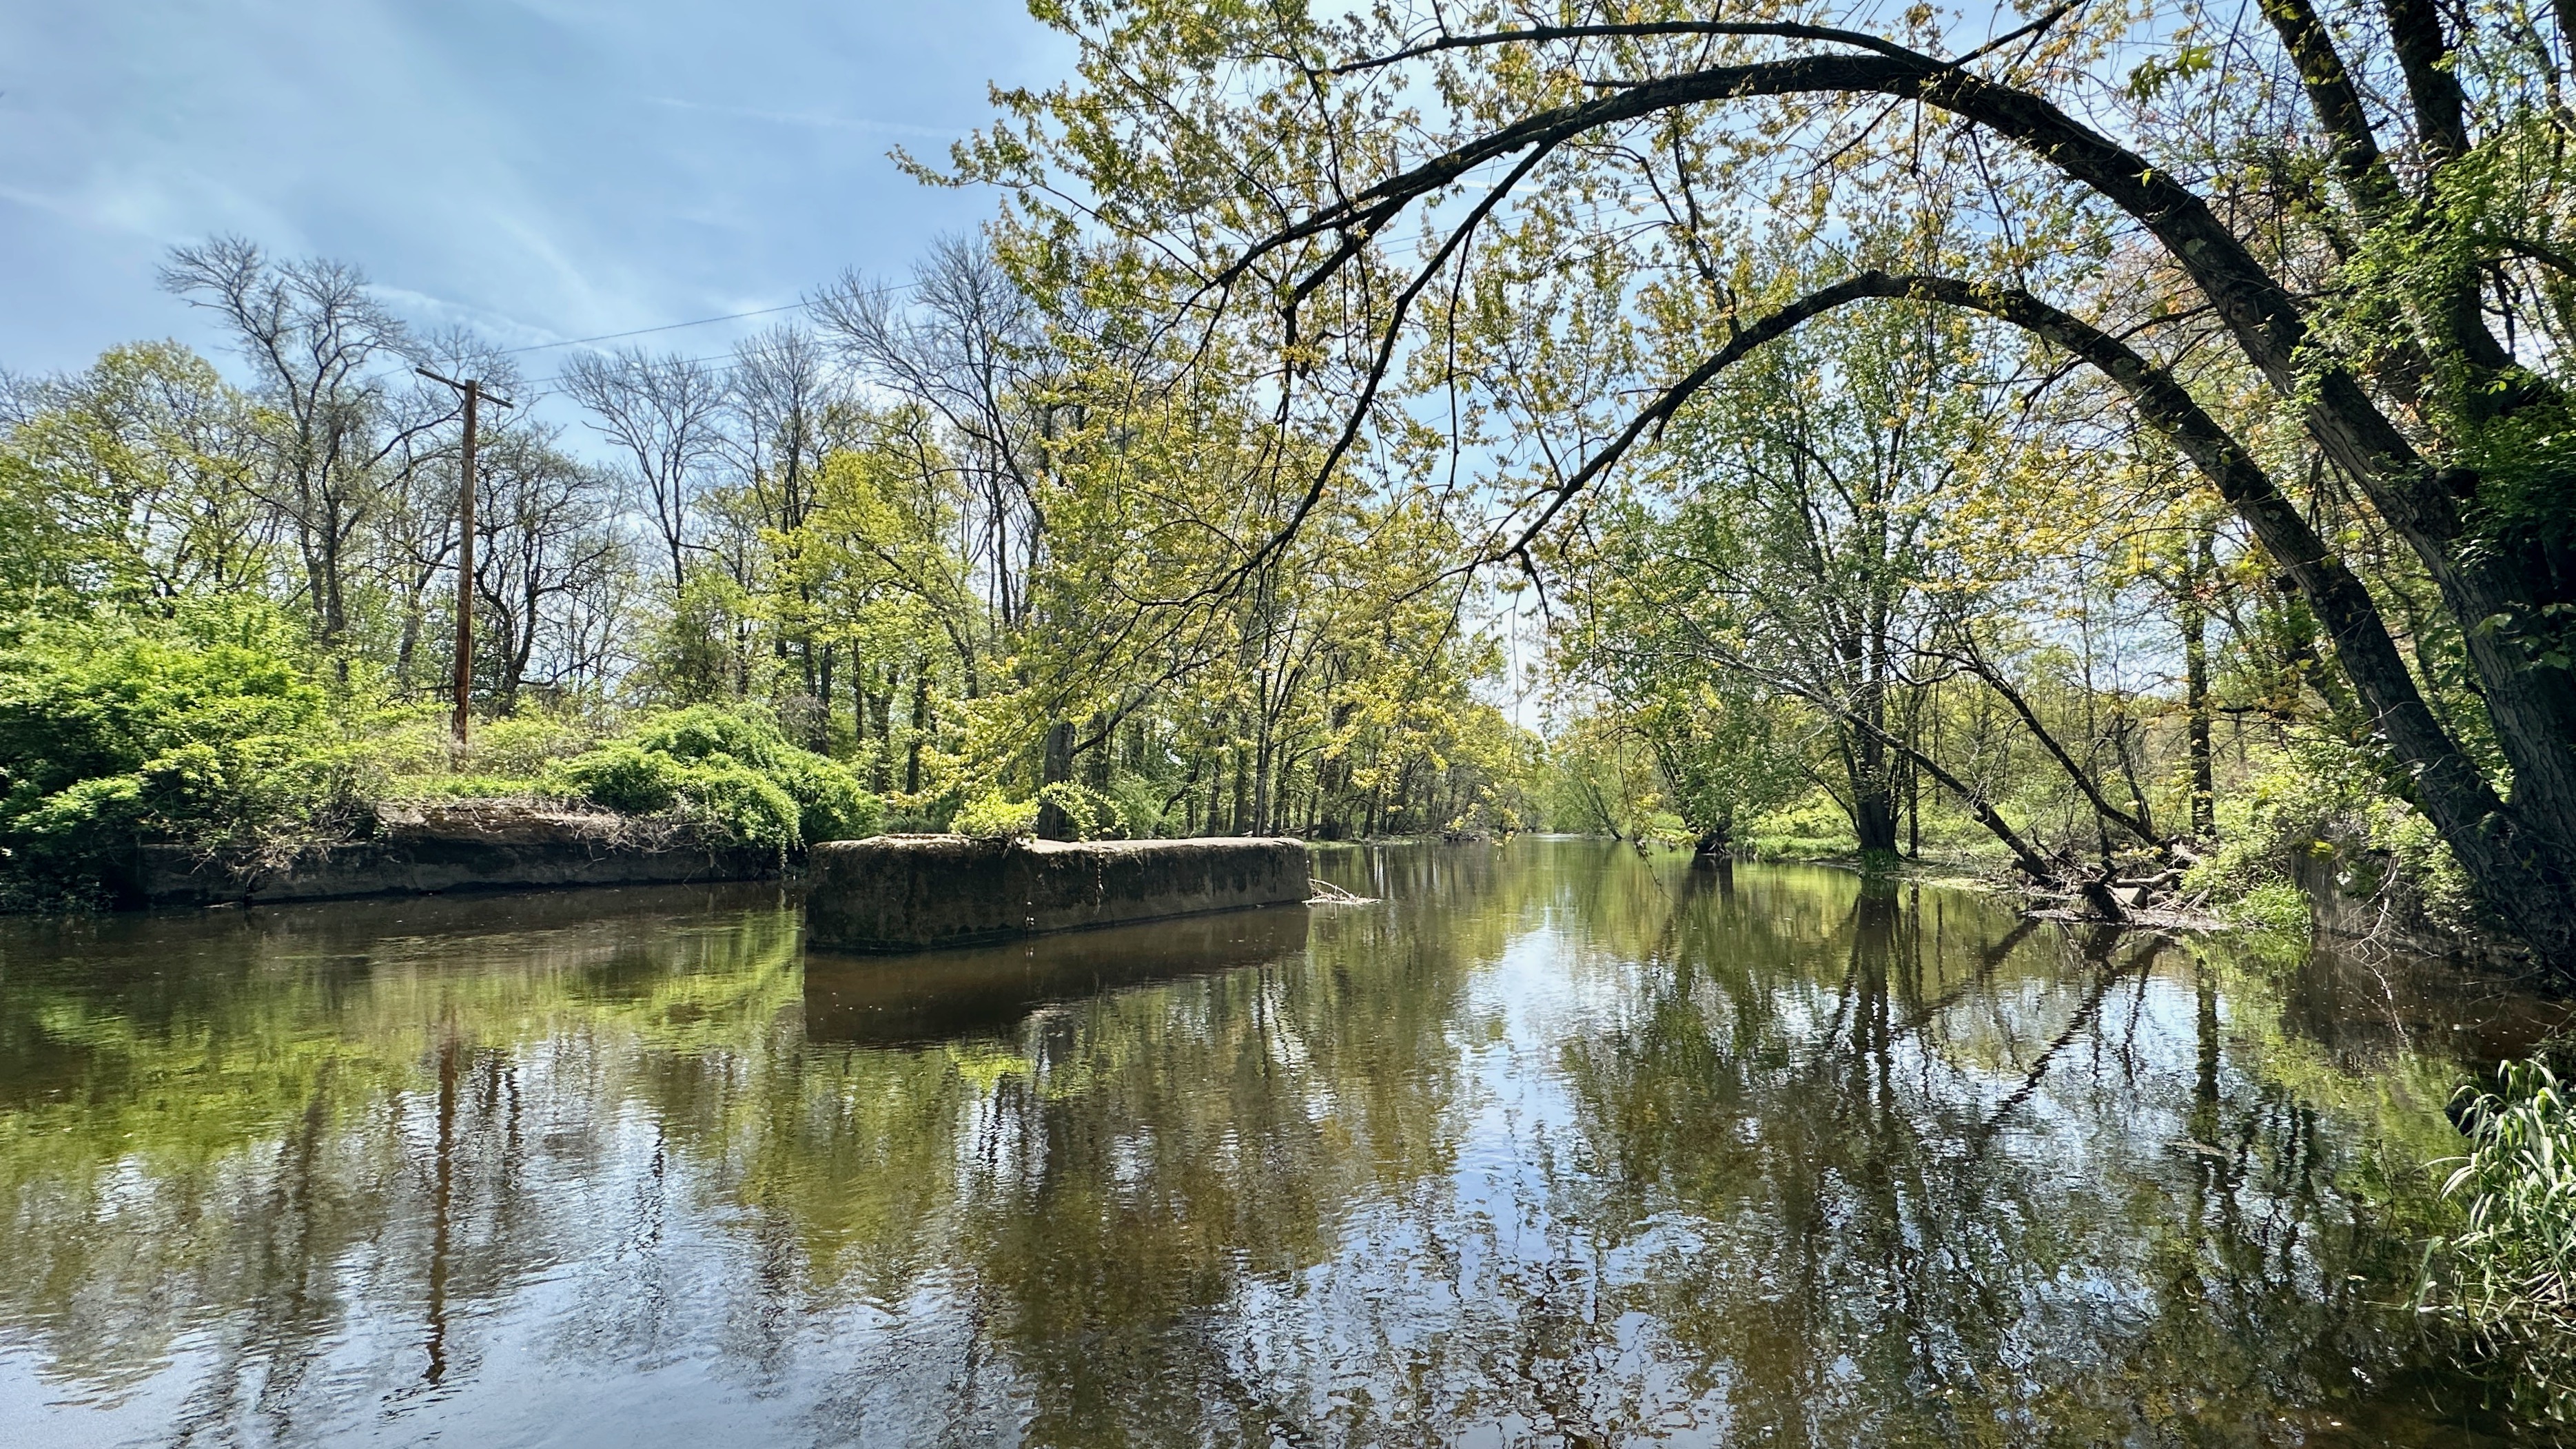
[3, 0, 2573, 986]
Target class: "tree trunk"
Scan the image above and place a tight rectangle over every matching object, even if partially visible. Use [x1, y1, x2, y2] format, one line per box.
[1852, 781, 1901, 856]
[1229, 745, 1249, 836]
[1083, 712, 1113, 791]
[815, 643, 835, 752]
[1034, 721, 1077, 840]
[902, 668, 927, 797]
[1249, 730, 1274, 836]
[852, 664, 868, 762]
[1848, 718, 1900, 855]
[2182, 542, 2217, 839]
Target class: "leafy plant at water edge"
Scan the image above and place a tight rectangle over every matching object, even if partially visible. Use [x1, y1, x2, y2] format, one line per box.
[1035, 781, 1124, 841]
[950, 791, 1037, 839]
[2421, 1056, 2576, 1425]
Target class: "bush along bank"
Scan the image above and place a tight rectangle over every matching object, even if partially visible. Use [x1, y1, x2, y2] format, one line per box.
[544, 706, 881, 856]
[0, 600, 879, 909]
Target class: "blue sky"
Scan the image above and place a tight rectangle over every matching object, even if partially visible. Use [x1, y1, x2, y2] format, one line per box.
[0, 0, 1070, 381]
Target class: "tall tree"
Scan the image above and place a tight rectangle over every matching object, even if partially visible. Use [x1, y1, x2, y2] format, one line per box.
[952, 0, 2576, 972]
[161, 237, 435, 652]
[562, 347, 727, 591]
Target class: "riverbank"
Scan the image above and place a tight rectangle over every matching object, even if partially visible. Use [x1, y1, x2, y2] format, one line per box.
[1682, 833, 2503, 963]
[0, 692, 881, 913]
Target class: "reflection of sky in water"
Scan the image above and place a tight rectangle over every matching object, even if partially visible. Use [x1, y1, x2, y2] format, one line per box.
[0, 847, 2554, 1446]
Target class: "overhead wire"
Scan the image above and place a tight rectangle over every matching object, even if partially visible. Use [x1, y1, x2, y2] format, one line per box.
[495, 303, 808, 353]
[491, 276, 924, 366]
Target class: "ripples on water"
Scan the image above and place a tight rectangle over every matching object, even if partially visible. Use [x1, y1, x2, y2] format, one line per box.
[0, 841, 2561, 1446]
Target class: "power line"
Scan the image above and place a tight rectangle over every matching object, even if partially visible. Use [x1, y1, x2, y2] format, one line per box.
[496, 302, 807, 354]
[494, 277, 927, 356]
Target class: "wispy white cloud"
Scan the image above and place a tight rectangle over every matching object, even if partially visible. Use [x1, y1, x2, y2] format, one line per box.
[0, 0, 1070, 385]
[643, 96, 959, 138]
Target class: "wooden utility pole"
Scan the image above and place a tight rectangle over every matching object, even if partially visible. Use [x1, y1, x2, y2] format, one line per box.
[417, 369, 514, 746]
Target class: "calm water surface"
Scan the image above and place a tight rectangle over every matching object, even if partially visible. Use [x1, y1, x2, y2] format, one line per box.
[0, 841, 2562, 1446]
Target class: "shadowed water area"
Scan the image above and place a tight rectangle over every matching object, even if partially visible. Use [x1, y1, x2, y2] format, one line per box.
[0, 839, 2564, 1446]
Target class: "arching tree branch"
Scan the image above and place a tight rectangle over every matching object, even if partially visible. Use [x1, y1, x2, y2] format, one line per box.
[1258, 48, 2468, 548]
[1494, 267, 2574, 956]
[2255, 0, 2402, 218]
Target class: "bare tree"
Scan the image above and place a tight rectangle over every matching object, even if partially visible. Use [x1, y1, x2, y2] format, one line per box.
[470, 427, 626, 709]
[562, 347, 728, 590]
[726, 325, 841, 535]
[811, 235, 1062, 631]
[161, 236, 439, 650]
[725, 324, 856, 738]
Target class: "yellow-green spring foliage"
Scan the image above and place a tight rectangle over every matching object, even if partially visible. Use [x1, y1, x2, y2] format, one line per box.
[546, 706, 881, 853]
[0, 598, 355, 897]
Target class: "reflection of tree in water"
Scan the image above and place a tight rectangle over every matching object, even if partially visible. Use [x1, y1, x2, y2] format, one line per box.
[0, 850, 2535, 1446]
[1536, 868, 2493, 1446]
[783, 845, 1533, 1445]
[0, 887, 810, 1432]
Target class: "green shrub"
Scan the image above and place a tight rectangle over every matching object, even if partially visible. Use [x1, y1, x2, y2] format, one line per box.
[548, 742, 686, 816]
[2180, 741, 2473, 938]
[0, 597, 352, 894]
[770, 750, 881, 843]
[952, 791, 1037, 839]
[2230, 879, 2313, 934]
[1108, 772, 1174, 839]
[672, 759, 801, 852]
[631, 704, 788, 770]
[1037, 781, 1123, 841]
[1740, 790, 1861, 861]
[380, 772, 542, 801]
[469, 712, 595, 781]
[543, 704, 881, 852]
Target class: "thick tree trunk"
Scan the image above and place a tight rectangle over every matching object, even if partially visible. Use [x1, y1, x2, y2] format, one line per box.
[1034, 721, 1077, 840]
[1848, 724, 1901, 855]
[1852, 779, 1901, 856]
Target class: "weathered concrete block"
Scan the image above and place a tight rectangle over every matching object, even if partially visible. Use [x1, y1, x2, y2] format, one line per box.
[806, 834, 1311, 951]
[134, 803, 775, 907]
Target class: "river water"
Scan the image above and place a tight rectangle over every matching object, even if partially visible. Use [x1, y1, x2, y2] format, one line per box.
[0, 840, 2561, 1446]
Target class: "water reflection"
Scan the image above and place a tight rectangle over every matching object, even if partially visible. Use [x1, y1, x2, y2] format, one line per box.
[803, 905, 1311, 1045]
[0, 845, 2555, 1446]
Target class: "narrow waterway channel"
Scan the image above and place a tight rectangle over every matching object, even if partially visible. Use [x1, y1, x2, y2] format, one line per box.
[0, 839, 2560, 1446]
